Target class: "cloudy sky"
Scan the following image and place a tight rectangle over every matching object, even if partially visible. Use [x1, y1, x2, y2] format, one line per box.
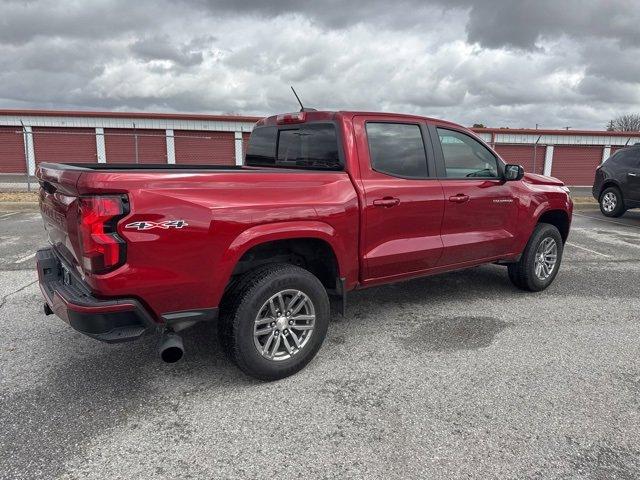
[1, 0, 639, 129]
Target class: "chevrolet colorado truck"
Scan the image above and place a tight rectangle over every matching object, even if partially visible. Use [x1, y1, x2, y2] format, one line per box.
[36, 110, 573, 380]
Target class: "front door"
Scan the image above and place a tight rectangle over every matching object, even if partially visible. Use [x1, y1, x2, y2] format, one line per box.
[432, 126, 518, 266]
[353, 116, 445, 281]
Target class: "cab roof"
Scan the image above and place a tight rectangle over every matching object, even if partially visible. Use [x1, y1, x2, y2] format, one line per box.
[256, 110, 470, 132]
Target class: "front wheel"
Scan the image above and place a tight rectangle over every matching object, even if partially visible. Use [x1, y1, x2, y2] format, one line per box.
[219, 263, 330, 381]
[508, 223, 564, 292]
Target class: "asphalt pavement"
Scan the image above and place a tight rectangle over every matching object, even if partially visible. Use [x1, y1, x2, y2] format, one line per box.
[1, 207, 639, 479]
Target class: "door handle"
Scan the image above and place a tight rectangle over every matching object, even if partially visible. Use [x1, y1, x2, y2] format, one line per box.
[629, 172, 638, 177]
[373, 197, 400, 208]
[448, 194, 470, 203]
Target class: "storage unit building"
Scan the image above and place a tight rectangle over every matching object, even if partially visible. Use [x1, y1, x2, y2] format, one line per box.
[2, 109, 640, 186]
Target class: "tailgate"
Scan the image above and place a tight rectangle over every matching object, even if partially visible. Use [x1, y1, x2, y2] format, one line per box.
[37, 163, 85, 270]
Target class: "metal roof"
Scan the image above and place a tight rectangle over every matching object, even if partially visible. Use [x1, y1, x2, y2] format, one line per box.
[472, 127, 640, 137]
[0, 109, 263, 123]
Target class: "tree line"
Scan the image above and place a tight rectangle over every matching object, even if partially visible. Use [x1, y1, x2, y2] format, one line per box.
[606, 114, 640, 132]
[470, 115, 640, 132]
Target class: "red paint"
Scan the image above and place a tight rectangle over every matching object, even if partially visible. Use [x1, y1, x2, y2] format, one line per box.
[438, 179, 519, 264]
[352, 114, 445, 279]
[36, 110, 573, 322]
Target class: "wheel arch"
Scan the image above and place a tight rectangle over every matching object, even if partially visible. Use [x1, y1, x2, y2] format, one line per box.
[599, 181, 623, 199]
[213, 221, 347, 306]
[537, 209, 570, 243]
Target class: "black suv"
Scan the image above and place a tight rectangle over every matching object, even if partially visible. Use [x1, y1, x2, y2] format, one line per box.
[592, 145, 640, 217]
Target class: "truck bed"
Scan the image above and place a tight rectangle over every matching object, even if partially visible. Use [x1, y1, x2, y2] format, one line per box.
[36, 160, 361, 317]
[50, 163, 245, 171]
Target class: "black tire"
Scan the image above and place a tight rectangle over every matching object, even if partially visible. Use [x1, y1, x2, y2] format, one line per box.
[599, 186, 626, 217]
[219, 263, 330, 381]
[507, 223, 564, 292]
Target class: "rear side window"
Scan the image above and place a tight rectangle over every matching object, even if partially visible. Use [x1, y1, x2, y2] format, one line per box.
[245, 126, 276, 165]
[611, 149, 640, 168]
[245, 124, 341, 170]
[437, 128, 499, 178]
[366, 123, 428, 178]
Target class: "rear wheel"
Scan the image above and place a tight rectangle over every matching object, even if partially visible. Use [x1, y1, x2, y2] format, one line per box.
[599, 186, 626, 217]
[508, 223, 563, 292]
[219, 263, 330, 381]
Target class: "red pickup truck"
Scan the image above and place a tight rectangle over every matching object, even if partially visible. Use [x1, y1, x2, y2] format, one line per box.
[36, 110, 573, 380]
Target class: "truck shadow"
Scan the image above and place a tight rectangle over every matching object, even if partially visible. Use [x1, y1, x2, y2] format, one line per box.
[344, 264, 513, 317]
[333, 265, 515, 353]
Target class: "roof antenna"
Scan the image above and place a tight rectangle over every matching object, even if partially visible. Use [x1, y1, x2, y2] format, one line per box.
[290, 86, 317, 112]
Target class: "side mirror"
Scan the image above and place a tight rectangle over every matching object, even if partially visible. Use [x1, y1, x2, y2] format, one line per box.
[504, 164, 525, 181]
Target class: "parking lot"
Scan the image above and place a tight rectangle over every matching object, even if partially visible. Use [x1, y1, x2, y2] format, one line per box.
[1, 206, 639, 479]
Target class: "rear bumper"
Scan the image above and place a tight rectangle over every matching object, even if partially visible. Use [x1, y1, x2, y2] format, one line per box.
[36, 247, 160, 343]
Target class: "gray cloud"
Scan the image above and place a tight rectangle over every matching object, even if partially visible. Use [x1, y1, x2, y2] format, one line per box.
[130, 35, 212, 67]
[0, 1, 169, 44]
[0, 0, 639, 129]
[460, 0, 640, 50]
[190, 0, 640, 49]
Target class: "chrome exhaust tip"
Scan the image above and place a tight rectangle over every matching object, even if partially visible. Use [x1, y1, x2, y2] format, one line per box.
[158, 331, 184, 363]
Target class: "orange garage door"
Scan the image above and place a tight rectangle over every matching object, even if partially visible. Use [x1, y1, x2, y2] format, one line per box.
[494, 144, 545, 175]
[174, 131, 235, 165]
[551, 146, 603, 186]
[33, 127, 97, 164]
[104, 129, 166, 164]
[0, 126, 26, 173]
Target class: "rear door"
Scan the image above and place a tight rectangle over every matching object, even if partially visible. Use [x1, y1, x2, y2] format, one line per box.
[353, 116, 445, 281]
[431, 125, 518, 265]
[619, 149, 640, 203]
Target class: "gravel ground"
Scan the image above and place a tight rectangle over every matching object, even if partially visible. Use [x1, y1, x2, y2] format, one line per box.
[0, 192, 38, 202]
[1, 207, 639, 479]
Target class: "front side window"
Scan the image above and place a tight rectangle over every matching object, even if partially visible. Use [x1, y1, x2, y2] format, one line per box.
[246, 124, 341, 170]
[366, 122, 428, 178]
[437, 128, 499, 178]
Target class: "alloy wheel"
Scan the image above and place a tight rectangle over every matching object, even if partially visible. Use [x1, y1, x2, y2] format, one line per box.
[534, 237, 558, 281]
[601, 192, 617, 213]
[253, 289, 316, 361]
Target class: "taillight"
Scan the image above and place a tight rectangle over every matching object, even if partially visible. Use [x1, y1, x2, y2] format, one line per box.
[78, 195, 128, 274]
[276, 112, 306, 124]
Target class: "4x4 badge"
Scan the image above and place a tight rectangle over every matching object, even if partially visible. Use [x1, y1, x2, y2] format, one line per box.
[124, 220, 188, 231]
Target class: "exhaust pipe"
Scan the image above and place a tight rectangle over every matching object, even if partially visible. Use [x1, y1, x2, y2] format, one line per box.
[158, 331, 184, 363]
